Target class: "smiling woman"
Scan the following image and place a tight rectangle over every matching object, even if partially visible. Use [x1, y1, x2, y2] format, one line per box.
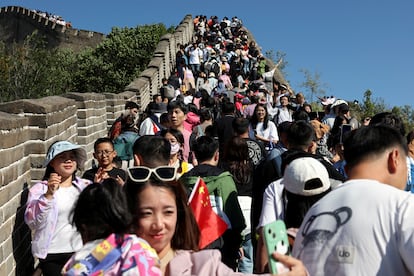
[24, 141, 92, 276]
[124, 169, 307, 275]
[124, 176, 199, 274]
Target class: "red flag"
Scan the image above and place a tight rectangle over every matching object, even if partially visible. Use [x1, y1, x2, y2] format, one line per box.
[188, 177, 228, 249]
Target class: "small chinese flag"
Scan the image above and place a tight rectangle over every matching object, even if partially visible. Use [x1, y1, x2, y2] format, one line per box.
[188, 177, 228, 249]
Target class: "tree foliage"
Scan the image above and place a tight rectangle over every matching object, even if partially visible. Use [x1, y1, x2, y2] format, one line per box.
[0, 23, 171, 102]
[299, 68, 327, 105]
[72, 24, 170, 92]
[0, 31, 74, 102]
[264, 49, 288, 77]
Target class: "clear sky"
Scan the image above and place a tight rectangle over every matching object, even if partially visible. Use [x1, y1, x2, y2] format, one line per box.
[3, 0, 413, 108]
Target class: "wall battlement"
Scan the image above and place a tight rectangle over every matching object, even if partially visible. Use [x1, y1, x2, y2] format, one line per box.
[0, 6, 105, 51]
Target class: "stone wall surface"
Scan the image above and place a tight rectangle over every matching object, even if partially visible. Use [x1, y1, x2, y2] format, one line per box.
[0, 10, 193, 274]
[0, 6, 105, 51]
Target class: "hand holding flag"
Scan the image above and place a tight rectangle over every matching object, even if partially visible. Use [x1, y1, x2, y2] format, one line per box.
[188, 177, 228, 249]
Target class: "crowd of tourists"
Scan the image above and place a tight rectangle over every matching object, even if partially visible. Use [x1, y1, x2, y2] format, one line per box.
[32, 9, 72, 28]
[23, 15, 414, 275]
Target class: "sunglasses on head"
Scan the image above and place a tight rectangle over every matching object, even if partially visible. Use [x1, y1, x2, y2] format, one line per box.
[127, 166, 177, 182]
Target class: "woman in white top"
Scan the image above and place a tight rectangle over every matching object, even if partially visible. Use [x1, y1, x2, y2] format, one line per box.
[250, 103, 279, 148]
[25, 141, 91, 275]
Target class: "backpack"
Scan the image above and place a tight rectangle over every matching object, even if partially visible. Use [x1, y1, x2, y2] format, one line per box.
[210, 61, 220, 77]
[108, 118, 122, 140]
[272, 108, 281, 126]
[113, 134, 138, 161]
[162, 84, 175, 99]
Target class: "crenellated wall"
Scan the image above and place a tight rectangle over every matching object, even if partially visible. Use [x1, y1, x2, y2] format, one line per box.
[125, 14, 194, 111]
[0, 6, 105, 51]
[0, 12, 194, 275]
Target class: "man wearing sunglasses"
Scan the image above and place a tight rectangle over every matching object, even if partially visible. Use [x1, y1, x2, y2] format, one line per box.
[181, 136, 245, 271]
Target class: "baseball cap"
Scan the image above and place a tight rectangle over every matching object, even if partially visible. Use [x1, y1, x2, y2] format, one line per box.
[281, 157, 330, 196]
[44, 141, 87, 169]
[331, 99, 348, 108]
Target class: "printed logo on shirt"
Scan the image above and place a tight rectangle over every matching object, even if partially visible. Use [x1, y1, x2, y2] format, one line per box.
[246, 139, 264, 166]
[335, 245, 354, 263]
[93, 240, 113, 261]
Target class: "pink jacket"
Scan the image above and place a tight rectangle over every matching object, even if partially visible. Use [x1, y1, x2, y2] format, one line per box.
[24, 177, 91, 259]
[184, 111, 200, 132]
[167, 249, 271, 276]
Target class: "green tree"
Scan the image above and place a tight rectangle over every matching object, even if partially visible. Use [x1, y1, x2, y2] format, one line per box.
[0, 32, 75, 102]
[72, 24, 171, 93]
[264, 49, 288, 76]
[0, 23, 172, 101]
[360, 89, 387, 117]
[299, 68, 327, 105]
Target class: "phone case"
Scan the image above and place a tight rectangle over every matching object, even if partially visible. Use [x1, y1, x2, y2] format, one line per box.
[263, 220, 290, 274]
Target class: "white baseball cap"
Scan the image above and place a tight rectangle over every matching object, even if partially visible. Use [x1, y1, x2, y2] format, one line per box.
[281, 157, 330, 196]
[331, 99, 348, 108]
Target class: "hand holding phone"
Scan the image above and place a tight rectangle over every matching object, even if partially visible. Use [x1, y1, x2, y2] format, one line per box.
[340, 124, 352, 144]
[263, 220, 290, 274]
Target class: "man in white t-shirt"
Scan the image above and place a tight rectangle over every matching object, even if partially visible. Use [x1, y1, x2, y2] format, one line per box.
[293, 124, 414, 275]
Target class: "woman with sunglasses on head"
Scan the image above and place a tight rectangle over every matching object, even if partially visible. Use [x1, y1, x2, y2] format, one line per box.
[62, 178, 161, 275]
[124, 166, 307, 275]
[25, 141, 92, 275]
[160, 128, 193, 178]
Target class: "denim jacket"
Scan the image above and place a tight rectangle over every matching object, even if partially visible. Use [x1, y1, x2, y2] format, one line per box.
[24, 177, 90, 259]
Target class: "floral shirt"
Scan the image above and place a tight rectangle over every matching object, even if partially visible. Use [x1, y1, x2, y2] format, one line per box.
[62, 233, 162, 276]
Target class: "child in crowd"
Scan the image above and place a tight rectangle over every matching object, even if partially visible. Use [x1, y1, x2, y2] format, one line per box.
[62, 179, 161, 275]
[82, 137, 126, 185]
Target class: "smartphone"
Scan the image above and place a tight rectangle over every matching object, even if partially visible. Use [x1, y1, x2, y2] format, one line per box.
[263, 220, 290, 274]
[340, 124, 352, 144]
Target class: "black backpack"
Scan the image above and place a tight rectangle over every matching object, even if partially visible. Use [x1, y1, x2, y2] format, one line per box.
[210, 61, 220, 77]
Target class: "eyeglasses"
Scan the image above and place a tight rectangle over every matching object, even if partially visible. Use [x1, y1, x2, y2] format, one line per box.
[127, 166, 177, 182]
[95, 150, 114, 157]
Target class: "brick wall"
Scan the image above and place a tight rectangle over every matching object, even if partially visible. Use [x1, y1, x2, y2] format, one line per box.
[0, 13, 193, 274]
[0, 6, 105, 51]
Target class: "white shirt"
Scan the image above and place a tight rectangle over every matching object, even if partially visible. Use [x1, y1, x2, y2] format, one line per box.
[293, 180, 414, 276]
[257, 179, 285, 229]
[48, 185, 82, 253]
[277, 107, 293, 124]
[139, 115, 162, 136]
[254, 121, 279, 143]
[189, 48, 203, 65]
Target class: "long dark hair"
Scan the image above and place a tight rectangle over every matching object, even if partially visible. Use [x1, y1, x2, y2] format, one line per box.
[284, 188, 331, 229]
[250, 103, 270, 130]
[223, 136, 253, 187]
[160, 128, 185, 164]
[124, 177, 200, 251]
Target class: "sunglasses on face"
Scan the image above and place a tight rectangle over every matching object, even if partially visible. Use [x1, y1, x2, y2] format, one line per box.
[127, 166, 177, 182]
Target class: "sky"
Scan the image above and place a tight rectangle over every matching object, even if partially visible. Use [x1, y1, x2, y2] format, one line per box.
[3, 0, 413, 108]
